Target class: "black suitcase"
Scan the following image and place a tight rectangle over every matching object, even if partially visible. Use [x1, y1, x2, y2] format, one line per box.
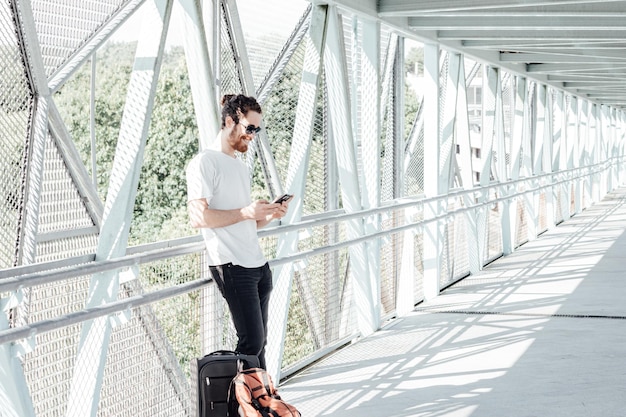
[191, 350, 260, 417]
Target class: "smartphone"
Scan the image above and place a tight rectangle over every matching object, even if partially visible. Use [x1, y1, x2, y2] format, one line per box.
[273, 193, 293, 204]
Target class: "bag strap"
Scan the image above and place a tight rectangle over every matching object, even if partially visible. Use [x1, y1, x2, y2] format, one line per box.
[259, 370, 273, 397]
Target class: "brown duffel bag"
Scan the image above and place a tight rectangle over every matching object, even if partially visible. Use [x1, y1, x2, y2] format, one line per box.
[228, 367, 301, 417]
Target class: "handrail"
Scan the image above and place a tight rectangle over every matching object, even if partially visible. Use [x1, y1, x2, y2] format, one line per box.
[0, 157, 619, 290]
[0, 157, 622, 346]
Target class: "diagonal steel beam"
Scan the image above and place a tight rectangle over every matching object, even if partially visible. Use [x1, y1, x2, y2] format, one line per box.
[65, 1, 172, 416]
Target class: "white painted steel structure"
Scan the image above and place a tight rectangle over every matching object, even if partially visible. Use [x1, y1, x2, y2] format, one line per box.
[0, 1, 625, 416]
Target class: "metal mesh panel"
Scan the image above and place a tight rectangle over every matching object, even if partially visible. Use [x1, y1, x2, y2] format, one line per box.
[404, 122, 424, 196]
[381, 59, 396, 202]
[440, 214, 451, 287]
[502, 74, 512, 171]
[379, 206, 425, 310]
[447, 196, 470, 285]
[261, 38, 306, 197]
[138, 257, 201, 359]
[102, 255, 202, 416]
[379, 24, 391, 74]
[237, 0, 309, 90]
[303, 73, 328, 215]
[439, 53, 449, 144]
[25, 323, 84, 417]
[19, 251, 204, 417]
[379, 212, 401, 316]
[515, 196, 529, 248]
[440, 198, 471, 288]
[413, 230, 424, 302]
[220, 5, 244, 96]
[283, 225, 354, 368]
[486, 195, 504, 262]
[380, 99, 398, 312]
[262, 27, 326, 215]
[403, 40, 424, 197]
[36, 234, 98, 263]
[98, 312, 187, 417]
[39, 133, 95, 234]
[31, 0, 127, 78]
[555, 185, 565, 224]
[22, 275, 89, 417]
[0, 1, 34, 269]
[538, 191, 547, 232]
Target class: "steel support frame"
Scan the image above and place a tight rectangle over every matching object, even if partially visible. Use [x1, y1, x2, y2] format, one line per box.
[395, 36, 419, 313]
[266, 4, 328, 382]
[532, 83, 547, 237]
[454, 57, 482, 275]
[502, 75, 526, 254]
[476, 66, 498, 267]
[65, 1, 172, 415]
[439, 52, 461, 281]
[521, 81, 536, 243]
[422, 42, 442, 300]
[357, 17, 382, 320]
[176, 0, 220, 151]
[324, 6, 378, 337]
[0, 0, 51, 415]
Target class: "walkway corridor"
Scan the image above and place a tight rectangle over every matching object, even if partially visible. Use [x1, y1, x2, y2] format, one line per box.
[280, 187, 626, 417]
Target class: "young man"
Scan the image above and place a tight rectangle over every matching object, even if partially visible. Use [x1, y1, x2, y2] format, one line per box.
[186, 94, 291, 369]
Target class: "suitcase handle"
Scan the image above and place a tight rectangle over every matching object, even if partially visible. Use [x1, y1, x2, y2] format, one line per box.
[209, 350, 239, 356]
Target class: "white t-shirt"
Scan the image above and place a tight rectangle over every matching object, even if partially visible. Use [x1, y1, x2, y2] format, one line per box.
[186, 149, 266, 268]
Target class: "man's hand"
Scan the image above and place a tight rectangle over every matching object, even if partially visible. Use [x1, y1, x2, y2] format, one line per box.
[242, 200, 284, 222]
[188, 197, 292, 229]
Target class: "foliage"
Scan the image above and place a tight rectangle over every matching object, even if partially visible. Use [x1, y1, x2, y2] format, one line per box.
[54, 42, 197, 245]
[405, 46, 424, 76]
[131, 46, 198, 244]
[405, 80, 420, 139]
[55, 41, 136, 201]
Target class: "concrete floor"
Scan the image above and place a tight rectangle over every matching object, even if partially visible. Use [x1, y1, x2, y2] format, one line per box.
[279, 187, 626, 417]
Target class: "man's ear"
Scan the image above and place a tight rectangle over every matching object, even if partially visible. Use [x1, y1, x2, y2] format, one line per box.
[224, 115, 236, 129]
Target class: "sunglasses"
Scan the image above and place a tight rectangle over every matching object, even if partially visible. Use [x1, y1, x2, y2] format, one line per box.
[240, 121, 262, 135]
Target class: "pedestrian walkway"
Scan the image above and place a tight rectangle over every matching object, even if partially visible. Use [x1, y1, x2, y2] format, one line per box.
[280, 187, 626, 417]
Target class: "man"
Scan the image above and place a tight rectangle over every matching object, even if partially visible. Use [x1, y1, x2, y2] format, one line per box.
[186, 94, 291, 369]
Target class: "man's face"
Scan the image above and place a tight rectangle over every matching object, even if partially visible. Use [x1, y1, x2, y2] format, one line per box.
[228, 111, 262, 154]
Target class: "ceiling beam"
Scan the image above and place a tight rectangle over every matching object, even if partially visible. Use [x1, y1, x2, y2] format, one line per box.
[438, 30, 626, 41]
[527, 63, 626, 73]
[500, 51, 626, 62]
[378, 0, 626, 15]
[409, 15, 626, 30]
[463, 40, 626, 48]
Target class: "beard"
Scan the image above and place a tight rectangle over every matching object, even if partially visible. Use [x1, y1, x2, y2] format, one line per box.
[229, 130, 250, 153]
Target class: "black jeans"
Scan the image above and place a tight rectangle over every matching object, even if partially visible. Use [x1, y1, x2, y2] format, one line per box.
[209, 262, 273, 369]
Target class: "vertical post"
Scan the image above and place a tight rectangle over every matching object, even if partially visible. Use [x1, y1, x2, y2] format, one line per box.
[503, 76, 526, 254]
[532, 83, 546, 237]
[422, 42, 441, 300]
[359, 17, 383, 314]
[544, 89, 555, 229]
[477, 66, 498, 266]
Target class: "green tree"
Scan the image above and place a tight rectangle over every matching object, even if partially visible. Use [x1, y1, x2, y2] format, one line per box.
[55, 42, 198, 245]
[405, 46, 423, 76]
[130, 46, 198, 244]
